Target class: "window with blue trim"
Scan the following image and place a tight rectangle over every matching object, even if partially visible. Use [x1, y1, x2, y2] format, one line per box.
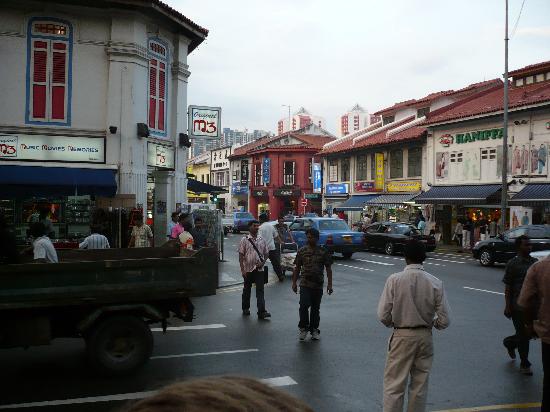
[26, 18, 72, 125]
[148, 39, 168, 135]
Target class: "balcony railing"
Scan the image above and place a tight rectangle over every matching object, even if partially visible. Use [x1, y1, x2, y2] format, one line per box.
[283, 174, 295, 185]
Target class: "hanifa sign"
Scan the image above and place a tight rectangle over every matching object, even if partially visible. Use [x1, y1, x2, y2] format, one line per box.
[188, 105, 221, 139]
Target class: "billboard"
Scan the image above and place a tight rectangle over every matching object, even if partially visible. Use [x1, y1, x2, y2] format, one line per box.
[188, 105, 221, 139]
[375, 153, 384, 190]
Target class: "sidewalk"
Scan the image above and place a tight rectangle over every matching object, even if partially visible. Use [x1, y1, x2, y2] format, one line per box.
[434, 242, 473, 256]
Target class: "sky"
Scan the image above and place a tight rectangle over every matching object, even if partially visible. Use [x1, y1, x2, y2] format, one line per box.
[168, 0, 550, 135]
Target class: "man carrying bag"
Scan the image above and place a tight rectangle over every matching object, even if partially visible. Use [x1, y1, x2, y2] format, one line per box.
[239, 220, 271, 320]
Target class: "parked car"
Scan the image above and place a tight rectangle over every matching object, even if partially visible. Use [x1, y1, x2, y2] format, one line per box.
[289, 217, 365, 259]
[472, 225, 550, 266]
[363, 222, 436, 255]
[531, 250, 550, 261]
[303, 212, 319, 217]
[232, 212, 255, 233]
[221, 214, 234, 235]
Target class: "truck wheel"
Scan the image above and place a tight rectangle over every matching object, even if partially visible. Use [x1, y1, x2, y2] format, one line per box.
[86, 315, 153, 376]
[342, 252, 353, 259]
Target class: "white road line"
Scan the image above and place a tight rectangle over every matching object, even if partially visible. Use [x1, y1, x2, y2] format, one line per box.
[425, 262, 445, 267]
[354, 258, 395, 266]
[335, 263, 375, 272]
[151, 324, 226, 332]
[151, 348, 259, 360]
[0, 376, 297, 409]
[426, 257, 465, 264]
[463, 286, 504, 295]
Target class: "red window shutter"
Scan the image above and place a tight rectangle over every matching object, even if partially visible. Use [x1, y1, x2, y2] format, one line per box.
[52, 52, 66, 83]
[158, 101, 165, 131]
[33, 85, 46, 118]
[51, 46, 67, 120]
[158, 63, 165, 131]
[32, 44, 48, 119]
[148, 61, 157, 128]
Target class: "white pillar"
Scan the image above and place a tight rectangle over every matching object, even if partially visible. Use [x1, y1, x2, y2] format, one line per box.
[152, 170, 175, 246]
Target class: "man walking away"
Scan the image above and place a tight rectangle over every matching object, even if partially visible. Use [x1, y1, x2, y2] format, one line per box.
[453, 220, 463, 247]
[258, 213, 284, 282]
[239, 220, 271, 320]
[378, 240, 450, 412]
[502, 235, 536, 375]
[30, 222, 58, 263]
[462, 218, 472, 250]
[79, 225, 110, 249]
[292, 228, 333, 341]
[489, 219, 498, 238]
[167, 212, 179, 239]
[518, 254, 550, 411]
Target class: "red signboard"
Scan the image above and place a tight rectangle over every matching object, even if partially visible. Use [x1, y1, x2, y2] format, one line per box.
[354, 181, 380, 192]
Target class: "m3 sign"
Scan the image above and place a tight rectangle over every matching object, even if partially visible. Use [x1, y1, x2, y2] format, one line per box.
[188, 105, 221, 139]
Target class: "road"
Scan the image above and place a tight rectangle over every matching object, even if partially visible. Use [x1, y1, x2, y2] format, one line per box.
[0, 233, 544, 411]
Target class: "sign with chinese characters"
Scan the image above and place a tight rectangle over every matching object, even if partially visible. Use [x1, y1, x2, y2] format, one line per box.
[375, 153, 384, 190]
[240, 160, 249, 184]
[313, 163, 322, 193]
[231, 182, 248, 195]
[354, 181, 380, 192]
[387, 181, 421, 192]
[147, 142, 175, 169]
[210, 147, 231, 171]
[274, 188, 301, 197]
[325, 183, 349, 195]
[262, 157, 271, 184]
[0, 134, 105, 163]
[188, 105, 221, 139]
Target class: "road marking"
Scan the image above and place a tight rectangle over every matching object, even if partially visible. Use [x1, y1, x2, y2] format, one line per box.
[463, 286, 504, 296]
[151, 323, 226, 332]
[355, 258, 395, 266]
[432, 402, 541, 411]
[0, 376, 297, 409]
[427, 257, 465, 264]
[335, 263, 374, 272]
[425, 262, 445, 267]
[151, 348, 259, 360]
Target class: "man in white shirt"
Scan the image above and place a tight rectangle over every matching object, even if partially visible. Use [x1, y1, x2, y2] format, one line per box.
[30, 222, 58, 263]
[258, 214, 284, 281]
[378, 240, 450, 412]
[79, 225, 110, 249]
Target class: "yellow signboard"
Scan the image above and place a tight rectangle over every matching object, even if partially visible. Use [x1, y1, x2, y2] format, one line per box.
[387, 181, 421, 192]
[375, 153, 384, 190]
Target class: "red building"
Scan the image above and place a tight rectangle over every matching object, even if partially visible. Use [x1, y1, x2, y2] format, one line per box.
[231, 125, 334, 218]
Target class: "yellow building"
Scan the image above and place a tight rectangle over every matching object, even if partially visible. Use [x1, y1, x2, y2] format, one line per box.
[187, 152, 211, 203]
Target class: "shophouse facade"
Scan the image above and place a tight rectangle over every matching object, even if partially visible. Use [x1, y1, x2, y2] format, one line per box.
[210, 145, 232, 212]
[186, 151, 211, 204]
[0, 0, 207, 245]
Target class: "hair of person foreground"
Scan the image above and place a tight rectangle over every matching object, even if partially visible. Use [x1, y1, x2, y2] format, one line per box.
[122, 376, 313, 412]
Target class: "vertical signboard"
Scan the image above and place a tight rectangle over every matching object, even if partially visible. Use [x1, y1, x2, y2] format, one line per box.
[188, 105, 221, 139]
[375, 153, 384, 190]
[313, 163, 322, 193]
[240, 159, 249, 184]
[262, 157, 271, 184]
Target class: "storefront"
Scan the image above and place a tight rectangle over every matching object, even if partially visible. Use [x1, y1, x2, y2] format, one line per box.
[146, 141, 176, 228]
[509, 183, 550, 224]
[274, 188, 301, 216]
[251, 189, 269, 218]
[323, 183, 350, 216]
[363, 193, 420, 223]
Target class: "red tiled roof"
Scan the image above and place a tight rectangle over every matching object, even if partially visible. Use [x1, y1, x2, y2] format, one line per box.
[150, 0, 209, 35]
[509, 60, 550, 78]
[230, 133, 335, 158]
[320, 116, 425, 155]
[426, 80, 550, 125]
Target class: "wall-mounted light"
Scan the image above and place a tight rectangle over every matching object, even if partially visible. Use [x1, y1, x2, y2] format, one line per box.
[109, 126, 117, 134]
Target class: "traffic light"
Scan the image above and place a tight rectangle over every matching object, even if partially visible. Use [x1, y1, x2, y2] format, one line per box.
[210, 194, 218, 203]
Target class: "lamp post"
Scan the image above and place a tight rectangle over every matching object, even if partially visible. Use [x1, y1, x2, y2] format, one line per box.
[500, 0, 509, 233]
[282, 104, 291, 134]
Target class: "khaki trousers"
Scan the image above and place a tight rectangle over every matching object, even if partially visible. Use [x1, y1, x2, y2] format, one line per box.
[383, 328, 433, 412]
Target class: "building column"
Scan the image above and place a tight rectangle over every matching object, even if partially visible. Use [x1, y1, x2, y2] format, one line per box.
[152, 170, 175, 246]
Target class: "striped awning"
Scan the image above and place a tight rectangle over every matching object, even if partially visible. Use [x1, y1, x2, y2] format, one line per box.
[334, 194, 381, 211]
[414, 184, 502, 205]
[509, 183, 550, 206]
[364, 193, 418, 206]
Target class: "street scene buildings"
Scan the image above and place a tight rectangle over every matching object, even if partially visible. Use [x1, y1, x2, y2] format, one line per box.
[1, 1, 550, 412]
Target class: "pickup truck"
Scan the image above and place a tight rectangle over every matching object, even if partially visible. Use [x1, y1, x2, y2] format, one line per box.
[0, 244, 218, 375]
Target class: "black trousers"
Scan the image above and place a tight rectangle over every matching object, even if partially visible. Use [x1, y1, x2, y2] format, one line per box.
[269, 249, 283, 278]
[299, 287, 323, 332]
[543, 341, 549, 412]
[242, 270, 265, 314]
[503, 310, 530, 366]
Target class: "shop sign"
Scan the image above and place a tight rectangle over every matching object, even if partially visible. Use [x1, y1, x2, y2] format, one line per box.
[188, 105, 221, 139]
[387, 181, 421, 192]
[375, 153, 384, 190]
[232, 182, 248, 195]
[262, 157, 270, 184]
[274, 188, 301, 197]
[438, 128, 503, 146]
[147, 142, 175, 169]
[240, 160, 249, 184]
[0, 134, 105, 163]
[354, 181, 381, 192]
[252, 189, 268, 197]
[304, 193, 321, 200]
[313, 163, 322, 193]
[325, 183, 349, 195]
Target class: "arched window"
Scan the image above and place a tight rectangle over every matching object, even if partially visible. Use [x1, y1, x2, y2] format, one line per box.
[148, 39, 168, 135]
[26, 18, 72, 125]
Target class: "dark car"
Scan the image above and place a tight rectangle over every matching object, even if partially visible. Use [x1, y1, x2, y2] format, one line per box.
[472, 225, 550, 266]
[232, 212, 255, 233]
[363, 222, 436, 255]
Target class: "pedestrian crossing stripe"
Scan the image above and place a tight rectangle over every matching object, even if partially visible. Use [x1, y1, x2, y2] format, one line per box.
[432, 402, 541, 411]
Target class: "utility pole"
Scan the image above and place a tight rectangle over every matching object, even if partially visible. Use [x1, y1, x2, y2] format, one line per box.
[500, 0, 509, 233]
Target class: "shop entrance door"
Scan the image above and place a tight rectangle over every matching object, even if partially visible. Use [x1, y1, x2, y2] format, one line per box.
[435, 205, 452, 244]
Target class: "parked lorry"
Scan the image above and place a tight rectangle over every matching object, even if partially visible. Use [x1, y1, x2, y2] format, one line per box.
[0, 244, 218, 375]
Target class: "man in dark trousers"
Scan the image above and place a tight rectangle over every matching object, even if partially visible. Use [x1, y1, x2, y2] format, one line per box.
[292, 228, 333, 341]
[502, 235, 537, 375]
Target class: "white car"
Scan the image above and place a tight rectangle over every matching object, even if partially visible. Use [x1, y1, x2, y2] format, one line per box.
[531, 250, 550, 261]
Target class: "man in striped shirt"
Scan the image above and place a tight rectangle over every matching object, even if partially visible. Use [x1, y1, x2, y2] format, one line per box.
[79, 226, 110, 249]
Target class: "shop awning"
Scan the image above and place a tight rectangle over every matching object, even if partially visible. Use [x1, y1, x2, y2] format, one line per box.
[0, 165, 117, 197]
[509, 183, 550, 206]
[414, 184, 501, 205]
[334, 194, 381, 211]
[187, 178, 226, 194]
[364, 193, 419, 206]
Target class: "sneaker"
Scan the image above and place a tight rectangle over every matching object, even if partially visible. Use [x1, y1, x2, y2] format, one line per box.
[519, 365, 533, 376]
[242, 309, 250, 316]
[258, 311, 271, 319]
[299, 329, 308, 341]
[311, 330, 320, 340]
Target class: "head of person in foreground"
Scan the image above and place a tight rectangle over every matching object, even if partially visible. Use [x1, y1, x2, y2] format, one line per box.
[403, 239, 426, 265]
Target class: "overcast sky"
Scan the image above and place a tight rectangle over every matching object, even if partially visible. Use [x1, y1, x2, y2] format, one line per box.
[168, 0, 550, 135]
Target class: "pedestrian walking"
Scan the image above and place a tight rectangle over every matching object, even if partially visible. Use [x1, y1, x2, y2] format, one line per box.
[258, 213, 284, 282]
[190, 216, 207, 248]
[178, 221, 195, 251]
[30, 222, 58, 263]
[462, 218, 472, 250]
[518, 254, 550, 411]
[489, 219, 498, 238]
[378, 239, 450, 412]
[453, 220, 463, 247]
[363, 214, 372, 225]
[170, 213, 188, 240]
[129, 214, 153, 248]
[292, 228, 333, 341]
[417, 217, 426, 235]
[239, 220, 271, 320]
[79, 225, 110, 249]
[502, 235, 537, 375]
[479, 217, 488, 241]
[167, 211, 179, 239]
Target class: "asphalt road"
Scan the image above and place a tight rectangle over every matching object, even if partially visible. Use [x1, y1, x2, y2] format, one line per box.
[0, 233, 544, 412]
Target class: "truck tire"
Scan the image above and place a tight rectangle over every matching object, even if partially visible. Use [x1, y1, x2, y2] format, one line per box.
[86, 315, 153, 376]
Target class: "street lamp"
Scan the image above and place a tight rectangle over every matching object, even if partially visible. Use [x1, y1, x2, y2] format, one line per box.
[282, 104, 291, 134]
[500, 0, 509, 233]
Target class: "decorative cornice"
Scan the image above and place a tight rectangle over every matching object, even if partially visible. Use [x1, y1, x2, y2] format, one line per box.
[78, 39, 109, 47]
[0, 124, 106, 138]
[105, 41, 148, 61]
[171, 61, 191, 79]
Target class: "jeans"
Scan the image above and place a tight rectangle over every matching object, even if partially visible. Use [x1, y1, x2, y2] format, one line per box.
[543, 342, 549, 411]
[462, 230, 470, 249]
[269, 249, 283, 278]
[242, 269, 265, 314]
[299, 287, 323, 332]
[503, 310, 530, 367]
